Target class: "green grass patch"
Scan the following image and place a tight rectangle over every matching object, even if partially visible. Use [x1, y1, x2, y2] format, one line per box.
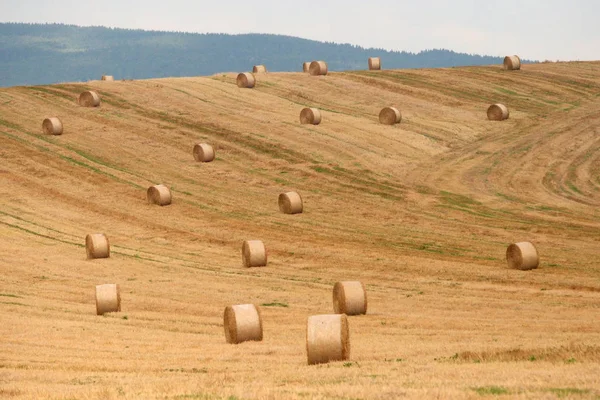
[472, 386, 509, 396]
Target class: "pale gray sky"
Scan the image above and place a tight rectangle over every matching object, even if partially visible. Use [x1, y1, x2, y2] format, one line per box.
[1, 0, 598, 61]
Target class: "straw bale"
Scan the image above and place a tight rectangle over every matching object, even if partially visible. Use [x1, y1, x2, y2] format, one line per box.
[278, 191, 303, 214]
[237, 72, 256, 88]
[147, 184, 172, 206]
[487, 104, 509, 121]
[379, 107, 402, 125]
[224, 304, 263, 344]
[242, 240, 267, 267]
[86, 233, 110, 259]
[306, 314, 350, 365]
[78, 91, 101, 107]
[368, 57, 381, 70]
[300, 107, 322, 125]
[95, 283, 121, 315]
[309, 61, 328, 76]
[42, 117, 63, 135]
[333, 281, 367, 315]
[193, 143, 215, 162]
[506, 242, 539, 270]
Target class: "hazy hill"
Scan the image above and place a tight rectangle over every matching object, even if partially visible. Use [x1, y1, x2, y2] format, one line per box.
[0, 22, 523, 87]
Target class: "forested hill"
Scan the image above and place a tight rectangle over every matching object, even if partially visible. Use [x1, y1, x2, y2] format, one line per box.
[0, 23, 523, 87]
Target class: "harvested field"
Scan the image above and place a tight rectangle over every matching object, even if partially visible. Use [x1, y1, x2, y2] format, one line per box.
[1, 62, 600, 399]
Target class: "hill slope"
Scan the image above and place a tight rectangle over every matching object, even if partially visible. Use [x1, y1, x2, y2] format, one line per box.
[0, 22, 519, 87]
[1, 62, 600, 399]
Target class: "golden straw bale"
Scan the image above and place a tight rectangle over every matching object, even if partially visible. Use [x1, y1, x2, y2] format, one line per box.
[368, 57, 381, 70]
[147, 184, 172, 206]
[85, 233, 110, 259]
[303, 62, 310, 72]
[242, 240, 267, 268]
[506, 242, 539, 270]
[379, 107, 402, 125]
[306, 314, 350, 365]
[224, 304, 263, 344]
[278, 191, 303, 214]
[42, 117, 63, 135]
[333, 281, 367, 315]
[309, 61, 328, 76]
[487, 104, 510, 121]
[95, 284, 121, 315]
[252, 65, 267, 73]
[193, 143, 215, 162]
[101, 75, 114, 81]
[503, 55, 521, 70]
[237, 72, 256, 88]
[300, 108, 322, 125]
[78, 91, 101, 107]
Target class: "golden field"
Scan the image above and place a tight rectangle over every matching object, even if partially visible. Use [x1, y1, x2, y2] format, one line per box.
[1, 61, 600, 399]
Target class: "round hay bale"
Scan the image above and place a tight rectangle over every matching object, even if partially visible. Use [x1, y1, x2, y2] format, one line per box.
[224, 304, 263, 344]
[78, 91, 101, 107]
[309, 61, 328, 76]
[379, 107, 402, 125]
[101, 75, 114, 81]
[300, 108, 322, 125]
[193, 143, 215, 162]
[303, 62, 310, 72]
[306, 314, 350, 365]
[252, 65, 267, 74]
[95, 284, 121, 315]
[278, 191, 303, 214]
[487, 104, 510, 121]
[147, 184, 172, 206]
[242, 240, 267, 268]
[333, 281, 367, 315]
[85, 233, 110, 259]
[506, 242, 539, 270]
[368, 57, 381, 70]
[237, 72, 256, 88]
[42, 117, 63, 135]
[503, 55, 521, 70]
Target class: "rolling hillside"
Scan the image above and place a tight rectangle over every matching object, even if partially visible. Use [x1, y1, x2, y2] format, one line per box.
[1, 62, 600, 399]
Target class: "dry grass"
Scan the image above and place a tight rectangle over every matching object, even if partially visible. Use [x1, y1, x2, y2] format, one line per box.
[1, 62, 600, 399]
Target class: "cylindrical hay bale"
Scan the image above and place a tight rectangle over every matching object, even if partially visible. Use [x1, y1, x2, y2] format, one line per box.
[368, 57, 381, 70]
[309, 61, 328, 76]
[223, 304, 263, 344]
[379, 107, 402, 125]
[487, 104, 510, 121]
[300, 107, 322, 125]
[278, 191, 303, 214]
[147, 184, 172, 206]
[236, 72, 256, 88]
[242, 240, 267, 268]
[78, 90, 101, 107]
[85, 233, 110, 259]
[101, 75, 114, 81]
[503, 55, 521, 70]
[95, 284, 121, 315]
[42, 117, 63, 135]
[506, 242, 539, 270]
[193, 143, 215, 162]
[333, 281, 367, 315]
[306, 314, 350, 365]
[252, 65, 267, 74]
[303, 62, 310, 72]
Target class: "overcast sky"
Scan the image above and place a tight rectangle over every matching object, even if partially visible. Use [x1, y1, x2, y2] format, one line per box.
[1, 0, 598, 61]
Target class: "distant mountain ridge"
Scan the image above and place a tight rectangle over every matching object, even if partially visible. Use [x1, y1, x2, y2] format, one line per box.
[0, 23, 531, 87]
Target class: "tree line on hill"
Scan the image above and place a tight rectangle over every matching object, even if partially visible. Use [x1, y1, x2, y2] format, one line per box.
[0, 23, 531, 87]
